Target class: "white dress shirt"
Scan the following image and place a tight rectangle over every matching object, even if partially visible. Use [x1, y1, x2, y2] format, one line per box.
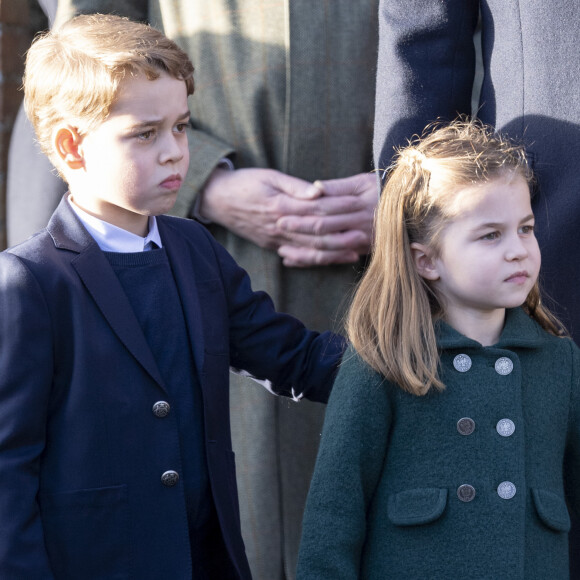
[68, 196, 162, 253]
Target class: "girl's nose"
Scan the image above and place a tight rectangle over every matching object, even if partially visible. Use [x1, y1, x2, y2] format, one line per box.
[505, 236, 529, 261]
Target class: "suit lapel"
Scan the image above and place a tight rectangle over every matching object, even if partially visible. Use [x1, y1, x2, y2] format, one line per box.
[158, 218, 206, 377]
[48, 197, 166, 389]
[72, 247, 166, 388]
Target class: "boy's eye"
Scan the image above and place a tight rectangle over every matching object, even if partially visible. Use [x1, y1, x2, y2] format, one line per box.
[481, 231, 500, 240]
[175, 122, 188, 133]
[137, 129, 154, 140]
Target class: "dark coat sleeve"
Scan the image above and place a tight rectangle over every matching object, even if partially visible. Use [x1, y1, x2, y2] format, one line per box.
[0, 253, 56, 578]
[194, 224, 346, 404]
[373, 0, 479, 174]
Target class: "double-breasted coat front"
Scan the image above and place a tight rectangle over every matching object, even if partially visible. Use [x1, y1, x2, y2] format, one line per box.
[298, 309, 580, 579]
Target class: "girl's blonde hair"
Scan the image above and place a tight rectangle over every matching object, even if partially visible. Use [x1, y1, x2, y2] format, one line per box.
[23, 13, 195, 172]
[348, 118, 563, 396]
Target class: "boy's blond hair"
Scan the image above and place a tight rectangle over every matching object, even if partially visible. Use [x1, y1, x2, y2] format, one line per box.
[23, 13, 195, 171]
[347, 118, 564, 396]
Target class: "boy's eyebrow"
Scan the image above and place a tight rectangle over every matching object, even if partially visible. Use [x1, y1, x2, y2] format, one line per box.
[128, 110, 191, 129]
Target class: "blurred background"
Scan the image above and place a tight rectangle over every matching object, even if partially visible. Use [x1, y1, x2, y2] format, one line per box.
[0, 0, 47, 250]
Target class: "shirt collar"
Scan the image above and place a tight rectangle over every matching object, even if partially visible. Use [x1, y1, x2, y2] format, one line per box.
[67, 196, 162, 253]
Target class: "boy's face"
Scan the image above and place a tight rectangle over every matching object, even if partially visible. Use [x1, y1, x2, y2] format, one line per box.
[69, 71, 190, 236]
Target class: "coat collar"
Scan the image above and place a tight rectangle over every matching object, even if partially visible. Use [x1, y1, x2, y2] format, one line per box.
[436, 307, 546, 350]
[46, 195, 96, 252]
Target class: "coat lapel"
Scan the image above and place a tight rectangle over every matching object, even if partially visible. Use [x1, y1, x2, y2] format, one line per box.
[47, 197, 166, 389]
[157, 217, 206, 377]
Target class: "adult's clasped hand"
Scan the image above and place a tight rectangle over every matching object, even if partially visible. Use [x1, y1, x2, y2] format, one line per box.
[200, 168, 377, 267]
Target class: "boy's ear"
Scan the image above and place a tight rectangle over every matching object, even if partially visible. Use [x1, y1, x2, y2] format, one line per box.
[54, 125, 84, 170]
[410, 242, 440, 281]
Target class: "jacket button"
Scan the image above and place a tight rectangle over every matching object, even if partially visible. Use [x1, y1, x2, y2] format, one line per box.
[494, 357, 514, 375]
[497, 481, 516, 499]
[161, 470, 180, 487]
[152, 401, 171, 418]
[496, 418, 515, 437]
[457, 484, 476, 502]
[457, 417, 475, 435]
[453, 354, 472, 373]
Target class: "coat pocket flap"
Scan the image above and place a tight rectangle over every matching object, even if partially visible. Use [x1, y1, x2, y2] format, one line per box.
[531, 488, 571, 532]
[387, 488, 447, 526]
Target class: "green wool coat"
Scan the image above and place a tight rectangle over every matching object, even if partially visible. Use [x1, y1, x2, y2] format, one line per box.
[297, 308, 580, 579]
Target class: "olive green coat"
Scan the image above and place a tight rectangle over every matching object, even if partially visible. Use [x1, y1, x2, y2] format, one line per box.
[298, 308, 580, 579]
[54, 3, 378, 578]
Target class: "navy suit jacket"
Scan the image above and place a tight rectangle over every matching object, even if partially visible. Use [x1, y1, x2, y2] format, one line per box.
[0, 198, 344, 579]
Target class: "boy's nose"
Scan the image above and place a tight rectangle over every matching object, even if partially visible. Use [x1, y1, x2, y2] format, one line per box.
[160, 135, 185, 164]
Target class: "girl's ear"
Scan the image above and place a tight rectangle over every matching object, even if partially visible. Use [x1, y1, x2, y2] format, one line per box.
[410, 242, 440, 281]
[54, 125, 84, 170]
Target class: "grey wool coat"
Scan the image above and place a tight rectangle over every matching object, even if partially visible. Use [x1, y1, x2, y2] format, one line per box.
[297, 308, 580, 579]
[53, 2, 378, 578]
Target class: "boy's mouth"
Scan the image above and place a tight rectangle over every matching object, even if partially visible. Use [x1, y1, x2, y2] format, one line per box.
[160, 174, 182, 190]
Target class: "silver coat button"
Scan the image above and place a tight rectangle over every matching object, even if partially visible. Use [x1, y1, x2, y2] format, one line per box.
[496, 418, 515, 437]
[457, 484, 476, 502]
[457, 417, 475, 436]
[497, 481, 516, 499]
[161, 470, 179, 487]
[494, 357, 514, 375]
[152, 401, 171, 418]
[453, 354, 472, 373]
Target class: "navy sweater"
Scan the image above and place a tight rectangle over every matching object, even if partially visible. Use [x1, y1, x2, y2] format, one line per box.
[105, 248, 228, 577]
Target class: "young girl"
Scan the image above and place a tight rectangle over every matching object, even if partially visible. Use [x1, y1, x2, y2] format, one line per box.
[296, 119, 580, 579]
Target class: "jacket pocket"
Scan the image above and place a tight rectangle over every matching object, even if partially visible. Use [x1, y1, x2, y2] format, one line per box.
[40, 484, 131, 579]
[387, 488, 448, 526]
[531, 488, 571, 532]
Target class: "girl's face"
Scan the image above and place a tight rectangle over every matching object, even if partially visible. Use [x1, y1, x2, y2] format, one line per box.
[419, 174, 540, 329]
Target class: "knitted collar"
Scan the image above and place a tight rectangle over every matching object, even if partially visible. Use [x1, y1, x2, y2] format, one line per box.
[435, 307, 546, 351]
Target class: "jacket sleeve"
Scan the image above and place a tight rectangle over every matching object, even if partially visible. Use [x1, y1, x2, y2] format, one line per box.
[0, 253, 56, 578]
[201, 228, 346, 403]
[54, 0, 236, 219]
[373, 0, 479, 174]
[296, 347, 391, 579]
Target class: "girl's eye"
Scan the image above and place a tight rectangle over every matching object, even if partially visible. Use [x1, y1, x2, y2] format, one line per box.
[137, 130, 154, 140]
[520, 224, 535, 235]
[175, 123, 188, 133]
[481, 231, 499, 240]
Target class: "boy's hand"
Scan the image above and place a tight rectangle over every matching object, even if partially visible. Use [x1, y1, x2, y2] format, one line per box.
[199, 168, 377, 267]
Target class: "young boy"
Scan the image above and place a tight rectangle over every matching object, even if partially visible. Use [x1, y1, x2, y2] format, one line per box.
[0, 14, 344, 579]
